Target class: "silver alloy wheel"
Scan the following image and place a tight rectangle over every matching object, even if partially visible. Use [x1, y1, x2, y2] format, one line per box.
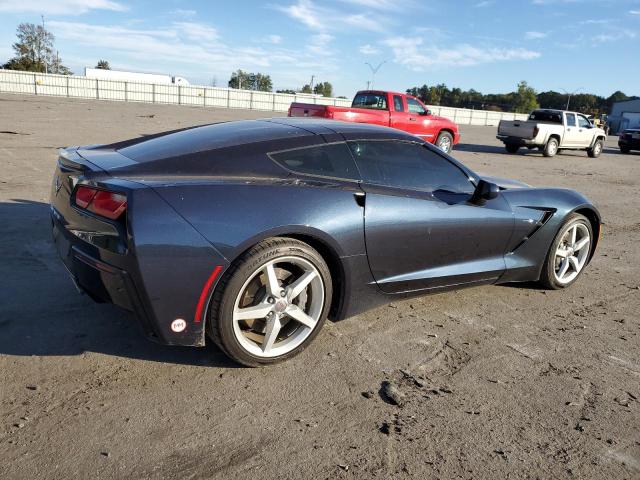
[553, 223, 591, 285]
[439, 135, 452, 153]
[232, 256, 324, 358]
[593, 142, 602, 156]
[547, 140, 558, 156]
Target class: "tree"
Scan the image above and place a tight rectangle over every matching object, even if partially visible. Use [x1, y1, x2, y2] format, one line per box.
[313, 81, 333, 97]
[228, 70, 273, 92]
[96, 60, 110, 70]
[300, 84, 313, 94]
[276, 89, 297, 94]
[2, 23, 71, 74]
[513, 81, 539, 113]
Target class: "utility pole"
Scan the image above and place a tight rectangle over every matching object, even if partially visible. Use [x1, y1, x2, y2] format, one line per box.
[310, 75, 315, 93]
[41, 15, 48, 74]
[365, 61, 387, 90]
[560, 87, 584, 110]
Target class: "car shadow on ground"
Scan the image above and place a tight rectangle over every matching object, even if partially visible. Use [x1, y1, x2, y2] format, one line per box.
[0, 199, 239, 368]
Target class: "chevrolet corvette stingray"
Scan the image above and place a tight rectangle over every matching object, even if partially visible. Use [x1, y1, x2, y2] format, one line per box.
[50, 118, 600, 366]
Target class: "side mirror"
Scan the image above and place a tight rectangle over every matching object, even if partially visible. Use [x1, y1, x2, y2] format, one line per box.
[422, 109, 431, 116]
[471, 179, 499, 204]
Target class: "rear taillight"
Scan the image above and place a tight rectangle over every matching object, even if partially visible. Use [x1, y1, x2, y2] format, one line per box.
[74, 186, 126, 220]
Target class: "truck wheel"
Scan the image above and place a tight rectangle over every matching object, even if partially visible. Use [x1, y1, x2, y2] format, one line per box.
[505, 144, 520, 154]
[587, 140, 603, 158]
[436, 132, 453, 154]
[620, 146, 630, 154]
[543, 138, 559, 157]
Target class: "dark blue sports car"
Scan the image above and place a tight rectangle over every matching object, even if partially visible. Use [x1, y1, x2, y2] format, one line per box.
[50, 118, 600, 366]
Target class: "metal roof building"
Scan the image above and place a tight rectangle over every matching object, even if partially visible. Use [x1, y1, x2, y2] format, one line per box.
[609, 99, 640, 134]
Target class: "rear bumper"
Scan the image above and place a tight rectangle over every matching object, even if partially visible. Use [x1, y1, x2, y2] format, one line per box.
[51, 208, 163, 342]
[496, 135, 537, 146]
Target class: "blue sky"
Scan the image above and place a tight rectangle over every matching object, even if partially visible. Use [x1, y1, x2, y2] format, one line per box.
[0, 0, 638, 97]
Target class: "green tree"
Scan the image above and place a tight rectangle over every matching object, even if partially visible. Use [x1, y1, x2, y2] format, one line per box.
[2, 23, 71, 74]
[300, 84, 313, 94]
[513, 81, 539, 113]
[313, 81, 333, 97]
[228, 70, 273, 91]
[96, 60, 110, 70]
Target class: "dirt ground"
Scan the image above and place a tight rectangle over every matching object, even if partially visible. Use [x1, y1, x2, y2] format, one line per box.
[1, 93, 639, 480]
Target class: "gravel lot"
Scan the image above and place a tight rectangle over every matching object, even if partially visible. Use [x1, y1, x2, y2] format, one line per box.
[1, 94, 639, 479]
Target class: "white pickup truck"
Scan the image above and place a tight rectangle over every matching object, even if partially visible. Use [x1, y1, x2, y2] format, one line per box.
[497, 109, 606, 158]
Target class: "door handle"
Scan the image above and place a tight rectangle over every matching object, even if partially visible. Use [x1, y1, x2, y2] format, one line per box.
[409, 117, 416, 121]
[353, 191, 365, 207]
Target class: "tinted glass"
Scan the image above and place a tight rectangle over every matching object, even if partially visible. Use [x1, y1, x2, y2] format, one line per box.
[270, 143, 359, 180]
[352, 92, 388, 110]
[529, 111, 562, 123]
[393, 95, 404, 112]
[348, 141, 474, 193]
[565, 113, 577, 127]
[407, 97, 426, 114]
[578, 115, 590, 128]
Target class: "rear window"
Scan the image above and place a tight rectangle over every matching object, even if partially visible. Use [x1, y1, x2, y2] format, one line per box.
[352, 92, 388, 110]
[528, 110, 562, 123]
[269, 143, 360, 180]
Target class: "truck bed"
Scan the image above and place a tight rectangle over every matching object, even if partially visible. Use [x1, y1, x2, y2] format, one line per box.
[289, 103, 390, 125]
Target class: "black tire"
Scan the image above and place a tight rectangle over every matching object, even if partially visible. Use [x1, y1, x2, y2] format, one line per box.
[208, 237, 332, 367]
[526, 146, 536, 150]
[539, 213, 593, 290]
[505, 144, 520, 154]
[543, 137, 559, 157]
[620, 146, 630, 154]
[587, 139, 603, 158]
[436, 131, 453, 154]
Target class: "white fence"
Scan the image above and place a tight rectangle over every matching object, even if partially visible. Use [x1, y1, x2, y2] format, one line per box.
[0, 69, 529, 126]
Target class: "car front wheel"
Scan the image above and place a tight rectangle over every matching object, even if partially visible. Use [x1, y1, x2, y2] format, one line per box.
[539, 214, 593, 289]
[208, 238, 332, 366]
[436, 132, 453, 154]
[588, 140, 603, 158]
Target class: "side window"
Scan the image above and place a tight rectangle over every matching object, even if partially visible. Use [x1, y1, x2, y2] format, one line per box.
[348, 141, 474, 194]
[565, 113, 577, 127]
[393, 95, 404, 112]
[578, 115, 590, 128]
[269, 143, 360, 180]
[407, 98, 426, 114]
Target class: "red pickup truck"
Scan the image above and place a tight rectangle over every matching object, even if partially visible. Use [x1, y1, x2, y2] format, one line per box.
[288, 90, 460, 153]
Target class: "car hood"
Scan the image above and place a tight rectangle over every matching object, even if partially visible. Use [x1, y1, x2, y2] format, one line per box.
[481, 175, 530, 189]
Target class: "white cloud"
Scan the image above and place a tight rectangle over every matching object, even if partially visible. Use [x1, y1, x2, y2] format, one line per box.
[170, 9, 197, 18]
[0, 0, 127, 15]
[593, 29, 636, 43]
[276, 0, 388, 32]
[337, 0, 405, 9]
[266, 34, 283, 44]
[383, 36, 540, 70]
[475, 1, 494, 6]
[524, 31, 548, 40]
[172, 22, 219, 42]
[308, 33, 334, 56]
[359, 44, 380, 55]
[630, 10, 640, 15]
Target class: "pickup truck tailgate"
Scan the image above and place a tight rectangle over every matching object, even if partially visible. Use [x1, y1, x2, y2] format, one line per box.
[498, 120, 537, 139]
[288, 103, 328, 118]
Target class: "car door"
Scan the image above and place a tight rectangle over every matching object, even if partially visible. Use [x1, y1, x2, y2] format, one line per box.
[389, 94, 411, 131]
[404, 97, 438, 142]
[348, 140, 515, 293]
[563, 113, 580, 147]
[577, 115, 595, 147]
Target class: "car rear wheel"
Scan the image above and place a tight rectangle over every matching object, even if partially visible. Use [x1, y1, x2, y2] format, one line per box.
[588, 140, 603, 158]
[208, 238, 332, 366]
[436, 132, 453, 154]
[505, 144, 520, 154]
[543, 137, 559, 157]
[539, 213, 592, 289]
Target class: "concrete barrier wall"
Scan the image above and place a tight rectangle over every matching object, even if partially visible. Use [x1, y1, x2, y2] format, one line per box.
[0, 69, 529, 125]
